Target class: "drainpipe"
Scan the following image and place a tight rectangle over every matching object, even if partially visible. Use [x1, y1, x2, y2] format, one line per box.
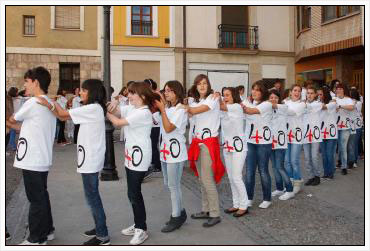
[183, 6, 187, 90]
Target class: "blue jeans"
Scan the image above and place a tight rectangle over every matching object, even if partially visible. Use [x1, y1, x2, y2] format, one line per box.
[347, 133, 356, 164]
[338, 130, 350, 169]
[320, 139, 337, 177]
[81, 173, 109, 239]
[244, 143, 272, 201]
[303, 143, 321, 179]
[161, 161, 185, 217]
[8, 129, 17, 150]
[284, 143, 303, 180]
[354, 128, 362, 163]
[270, 149, 293, 192]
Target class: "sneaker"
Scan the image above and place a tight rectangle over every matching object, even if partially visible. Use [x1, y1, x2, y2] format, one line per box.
[353, 163, 358, 168]
[341, 169, 348, 175]
[271, 190, 285, 197]
[83, 237, 110, 245]
[279, 192, 295, 201]
[259, 201, 272, 209]
[202, 217, 221, 228]
[47, 231, 55, 241]
[143, 169, 154, 181]
[129, 229, 148, 245]
[304, 178, 314, 186]
[19, 239, 47, 245]
[310, 176, 320, 186]
[83, 229, 96, 238]
[121, 224, 136, 236]
[246, 200, 253, 207]
[6, 232, 11, 241]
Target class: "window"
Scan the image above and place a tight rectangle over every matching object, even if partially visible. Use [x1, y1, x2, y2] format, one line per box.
[322, 6, 361, 23]
[131, 6, 152, 35]
[23, 15, 35, 35]
[297, 6, 311, 32]
[296, 69, 333, 87]
[59, 63, 80, 92]
[55, 6, 80, 29]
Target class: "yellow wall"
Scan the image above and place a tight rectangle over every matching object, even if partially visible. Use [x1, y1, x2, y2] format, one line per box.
[6, 6, 98, 50]
[113, 6, 170, 47]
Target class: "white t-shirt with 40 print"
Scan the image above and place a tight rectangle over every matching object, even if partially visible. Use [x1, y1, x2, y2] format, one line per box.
[121, 105, 153, 171]
[284, 99, 306, 144]
[69, 104, 106, 173]
[190, 95, 220, 140]
[156, 104, 188, 163]
[303, 101, 323, 144]
[221, 103, 247, 152]
[243, 100, 273, 145]
[13, 96, 56, 172]
[334, 96, 354, 130]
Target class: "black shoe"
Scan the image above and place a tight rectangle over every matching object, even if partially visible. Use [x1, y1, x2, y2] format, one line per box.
[161, 215, 184, 233]
[327, 174, 334, 180]
[341, 169, 348, 175]
[311, 176, 320, 186]
[321, 175, 328, 179]
[304, 178, 314, 186]
[83, 237, 110, 245]
[83, 229, 96, 238]
[202, 217, 221, 228]
[191, 211, 210, 219]
[143, 169, 154, 181]
[348, 162, 354, 169]
[166, 209, 187, 225]
[6, 232, 11, 241]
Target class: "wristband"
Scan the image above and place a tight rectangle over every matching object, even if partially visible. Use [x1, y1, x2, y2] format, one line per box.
[50, 103, 56, 112]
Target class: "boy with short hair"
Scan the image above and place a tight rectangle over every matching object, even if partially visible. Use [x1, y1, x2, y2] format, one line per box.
[9, 66, 56, 245]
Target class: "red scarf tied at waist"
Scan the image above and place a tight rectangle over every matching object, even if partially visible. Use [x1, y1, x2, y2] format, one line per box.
[188, 137, 225, 184]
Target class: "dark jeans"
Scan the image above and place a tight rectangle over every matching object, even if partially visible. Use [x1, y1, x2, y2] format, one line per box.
[81, 173, 109, 239]
[320, 139, 337, 177]
[23, 169, 54, 243]
[74, 124, 80, 144]
[150, 127, 161, 170]
[270, 149, 293, 192]
[125, 167, 147, 231]
[244, 143, 272, 201]
[57, 119, 66, 143]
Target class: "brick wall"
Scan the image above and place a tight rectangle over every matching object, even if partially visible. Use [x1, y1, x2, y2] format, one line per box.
[6, 54, 101, 95]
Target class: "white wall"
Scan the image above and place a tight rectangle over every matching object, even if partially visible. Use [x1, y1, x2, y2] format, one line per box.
[110, 48, 176, 95]
[186, 6, 218, 49]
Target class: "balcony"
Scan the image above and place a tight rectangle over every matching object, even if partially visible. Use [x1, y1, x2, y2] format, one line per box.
[218, 24, 258, 49]
[131, 20, 152, 36]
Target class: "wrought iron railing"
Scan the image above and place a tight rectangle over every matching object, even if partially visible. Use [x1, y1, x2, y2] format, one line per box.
[131, 20, 152, 35]
[218, 24, 258, 49]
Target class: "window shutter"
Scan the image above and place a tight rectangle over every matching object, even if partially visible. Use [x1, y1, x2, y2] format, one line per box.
[55, 6, 80, 29]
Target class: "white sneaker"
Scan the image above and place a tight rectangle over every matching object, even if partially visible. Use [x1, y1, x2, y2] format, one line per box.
[279, 192, 295, 201]
[258, 201, 272, 209]
[121, 224, 136, 236]
[271, 190, 285, 197]
[353, 163, 358, 168]
[47, 232, 55, 241]
[19, 240, 47, 245]
[246, 200, 253, 207]
[129, 229, 148, 245]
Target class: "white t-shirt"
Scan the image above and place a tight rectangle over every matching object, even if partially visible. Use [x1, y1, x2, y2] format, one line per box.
[190, 95, 220, 140]
[57, 96, 68, 109]
[72, 96, 81, 109]
[13, 97, 23, 114]
[13, 96, 56, 172]
[301, 88, 307, 101]
[243, 100, 273, 145]
[221, 103, 247, 152]
[284, 99, 306, 144]
[157, 104, 188, 163]
[353, 101, 363, 129]
[334, 97, 354, 130]
[303, 101, 323, 143]
[121, 105, 153, 171]
[69, 104, 106, 173]
[152, 111, 160, 128]
[187, 97, 195, 144]
[320, 102, 338, 140]
[271, 104, 288, 150]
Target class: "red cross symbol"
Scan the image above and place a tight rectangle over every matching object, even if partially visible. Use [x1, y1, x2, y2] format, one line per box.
[338, 121, 347, 129]
[125, 149, 132, 167]
[224, 141, 234, 152]
[160, 143, 171, 161]
[306, 129, 313, 143]
[272, 136, 278, 149]
[288, 130, 295, 143]
[321, 127, 329, 139]
[251, 130, 263, 144]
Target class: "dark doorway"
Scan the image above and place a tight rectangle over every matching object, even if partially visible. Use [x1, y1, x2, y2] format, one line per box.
[59, 63, 80, 93]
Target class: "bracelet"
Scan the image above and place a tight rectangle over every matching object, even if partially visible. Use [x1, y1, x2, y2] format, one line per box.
[50, 103, 56, 112]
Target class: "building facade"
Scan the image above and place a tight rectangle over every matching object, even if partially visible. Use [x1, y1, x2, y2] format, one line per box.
[111, 6, 296, 94]
[295, 6, 364, 96]
[6, 6, 102, 95]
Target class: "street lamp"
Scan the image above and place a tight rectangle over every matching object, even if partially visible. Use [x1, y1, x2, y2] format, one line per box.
[100, 5, 119, 181]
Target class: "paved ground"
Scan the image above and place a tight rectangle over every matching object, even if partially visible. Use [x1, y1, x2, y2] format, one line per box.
[5, 132, 365, 246]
